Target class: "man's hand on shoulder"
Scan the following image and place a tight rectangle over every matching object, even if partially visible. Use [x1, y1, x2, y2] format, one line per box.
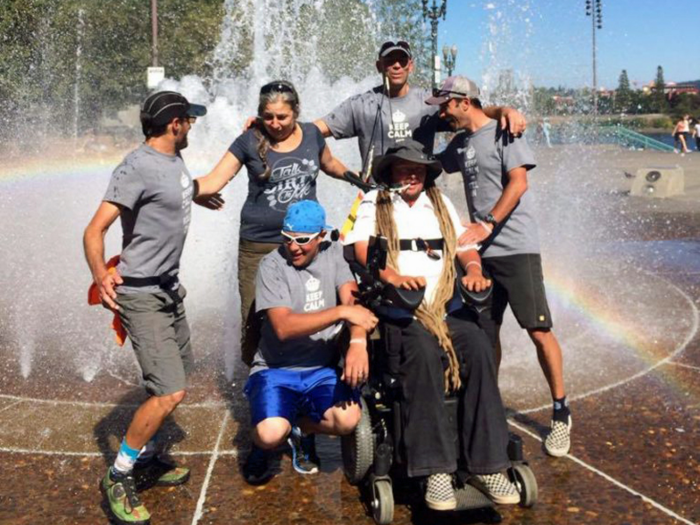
[499, 107, 527, 137]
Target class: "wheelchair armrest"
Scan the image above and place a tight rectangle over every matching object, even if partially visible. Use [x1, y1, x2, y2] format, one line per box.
[457, 279, 492, 307]
[382, 285, 424, 311]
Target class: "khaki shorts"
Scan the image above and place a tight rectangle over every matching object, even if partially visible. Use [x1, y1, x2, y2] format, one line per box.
[117, 286, 194, 396]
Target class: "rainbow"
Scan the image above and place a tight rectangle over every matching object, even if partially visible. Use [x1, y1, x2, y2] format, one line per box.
[543, 264, 677, 364]
[0, 150, 126, 184]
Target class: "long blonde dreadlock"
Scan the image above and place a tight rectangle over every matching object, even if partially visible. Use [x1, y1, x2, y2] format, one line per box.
[375, 185, 462, 392]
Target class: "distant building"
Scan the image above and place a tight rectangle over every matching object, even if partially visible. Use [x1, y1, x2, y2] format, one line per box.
[641, 80, 699, 97]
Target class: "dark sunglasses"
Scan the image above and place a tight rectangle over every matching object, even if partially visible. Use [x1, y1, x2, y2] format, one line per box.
[432, 88, 468, 98]
[260, 82, 295, 96]
[281, 231, 321, 246]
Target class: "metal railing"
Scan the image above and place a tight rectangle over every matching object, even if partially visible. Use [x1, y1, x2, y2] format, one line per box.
[599, 125, 675, 152]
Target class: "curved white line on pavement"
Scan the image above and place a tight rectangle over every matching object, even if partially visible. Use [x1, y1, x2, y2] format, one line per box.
[669, 362, 700, 372]
[0, 393, 227, 409]
[508, 419, 697, 525]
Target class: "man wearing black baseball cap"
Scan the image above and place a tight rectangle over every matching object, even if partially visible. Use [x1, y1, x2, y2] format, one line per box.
[84, 90, 207, 525]
[314, 39, 526, 174]
[140, 90, 207, 141]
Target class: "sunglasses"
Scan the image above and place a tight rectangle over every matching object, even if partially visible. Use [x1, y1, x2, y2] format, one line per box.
[432, 88, 468, 99]
[281, 231, 321, 246]
[379, 40, 411, 55]
[260, 82, 296, 96]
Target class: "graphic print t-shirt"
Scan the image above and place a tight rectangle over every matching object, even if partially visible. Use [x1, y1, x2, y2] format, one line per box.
[229, 122, 326, 243]
[322, 86, 448, 166]
[252, 241, 355, 374]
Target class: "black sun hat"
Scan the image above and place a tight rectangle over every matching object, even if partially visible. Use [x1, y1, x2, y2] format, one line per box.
[140, 91, 207, 127]
[372, 139, 443, 185]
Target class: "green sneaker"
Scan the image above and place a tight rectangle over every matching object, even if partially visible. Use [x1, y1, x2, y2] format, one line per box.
[102, 469, 151, 525]
[133, 457, 190, 490]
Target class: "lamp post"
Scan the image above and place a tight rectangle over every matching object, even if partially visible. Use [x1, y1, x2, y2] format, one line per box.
[422, 0, 447, 90]
[442, 44, 457, 77]
[585, 0, 603, 116]
[151, 0, 159, 67]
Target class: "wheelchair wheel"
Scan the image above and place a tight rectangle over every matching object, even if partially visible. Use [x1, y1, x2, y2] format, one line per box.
[510, 464, 538, 507]
[371, 479, 394, 525]
[342, 397, 374, 485]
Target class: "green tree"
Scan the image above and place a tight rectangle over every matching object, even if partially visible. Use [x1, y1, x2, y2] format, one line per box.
[0, 0, 224, 142]
[614, 69, 632, 113]
[652, 65, 668, 113]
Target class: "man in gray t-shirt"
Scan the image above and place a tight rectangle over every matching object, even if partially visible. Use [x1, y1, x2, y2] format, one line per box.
[315, 40, 528, 173]
[241, 200, 378, 485]
[428, 76, 572, 459]
[84, 91, 206, 523]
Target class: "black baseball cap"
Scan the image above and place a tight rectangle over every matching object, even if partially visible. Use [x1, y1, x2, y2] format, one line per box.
[140, 91, 207, 127]
[378, 40, 412, 60]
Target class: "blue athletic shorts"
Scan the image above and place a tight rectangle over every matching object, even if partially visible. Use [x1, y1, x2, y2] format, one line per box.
[244, 367, 359, 426]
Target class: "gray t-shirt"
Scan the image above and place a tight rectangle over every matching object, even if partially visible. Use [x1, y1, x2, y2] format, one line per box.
[229, 122, 326, 243]
[441, 120, 539, 258]
[251, 241, 355, 374]
[322, 85, 446, 166]
[104, 144, 193, 293]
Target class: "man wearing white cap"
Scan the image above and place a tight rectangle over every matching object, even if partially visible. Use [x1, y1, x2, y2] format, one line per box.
[427, 76, 572, 459]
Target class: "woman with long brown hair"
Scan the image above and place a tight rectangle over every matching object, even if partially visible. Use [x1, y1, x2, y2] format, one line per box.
[196, 80, 351, 368]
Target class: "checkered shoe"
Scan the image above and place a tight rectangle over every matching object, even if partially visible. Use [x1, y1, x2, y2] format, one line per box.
[473, 472, 520, 505]
[425, 473, 457, 511]
[544, 415, 572, 457]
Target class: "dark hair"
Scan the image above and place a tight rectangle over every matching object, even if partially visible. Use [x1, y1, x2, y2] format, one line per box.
[141, 118, 169, 138]
[469, 98, 483, 109]
[254, 80, 300, 181]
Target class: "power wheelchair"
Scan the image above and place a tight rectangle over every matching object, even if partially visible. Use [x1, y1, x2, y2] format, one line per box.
[340, 236, 538, 524]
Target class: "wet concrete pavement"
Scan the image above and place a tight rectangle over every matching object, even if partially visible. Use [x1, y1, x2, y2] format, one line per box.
[1, 144, 699, 524]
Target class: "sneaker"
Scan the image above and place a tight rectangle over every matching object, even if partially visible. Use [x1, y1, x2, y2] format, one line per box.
[287, 427, 320, 475]
[102, 468, 151, 524]
[425, 473, 457, 511]
[472, 472, 519, 505]
[133, 457, 190, 490]
[243, 445, 273, 485]
[544, 416, 572, 457]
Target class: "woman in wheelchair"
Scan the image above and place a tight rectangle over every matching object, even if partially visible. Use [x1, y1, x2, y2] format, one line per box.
[344, 139, 519, 510]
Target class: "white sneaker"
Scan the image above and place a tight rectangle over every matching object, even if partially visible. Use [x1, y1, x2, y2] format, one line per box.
[544, 415, 572, 457]
[425, 473, 456, 511]
[472, 472, 519, 505]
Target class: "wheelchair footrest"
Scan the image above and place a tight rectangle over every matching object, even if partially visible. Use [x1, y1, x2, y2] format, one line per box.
[454, 484, 494, 511]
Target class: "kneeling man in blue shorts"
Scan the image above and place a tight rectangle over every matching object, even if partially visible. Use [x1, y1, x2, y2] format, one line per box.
[243, 200, 378, 484]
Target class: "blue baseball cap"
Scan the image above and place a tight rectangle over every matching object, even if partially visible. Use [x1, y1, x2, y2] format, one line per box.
[282, 200, 332, 233]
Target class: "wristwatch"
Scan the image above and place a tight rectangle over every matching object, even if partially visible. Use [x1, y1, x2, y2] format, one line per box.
[483, 213, 498, 230]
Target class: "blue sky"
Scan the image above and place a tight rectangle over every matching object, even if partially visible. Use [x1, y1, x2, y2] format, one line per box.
[436, 0, 700, 89]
